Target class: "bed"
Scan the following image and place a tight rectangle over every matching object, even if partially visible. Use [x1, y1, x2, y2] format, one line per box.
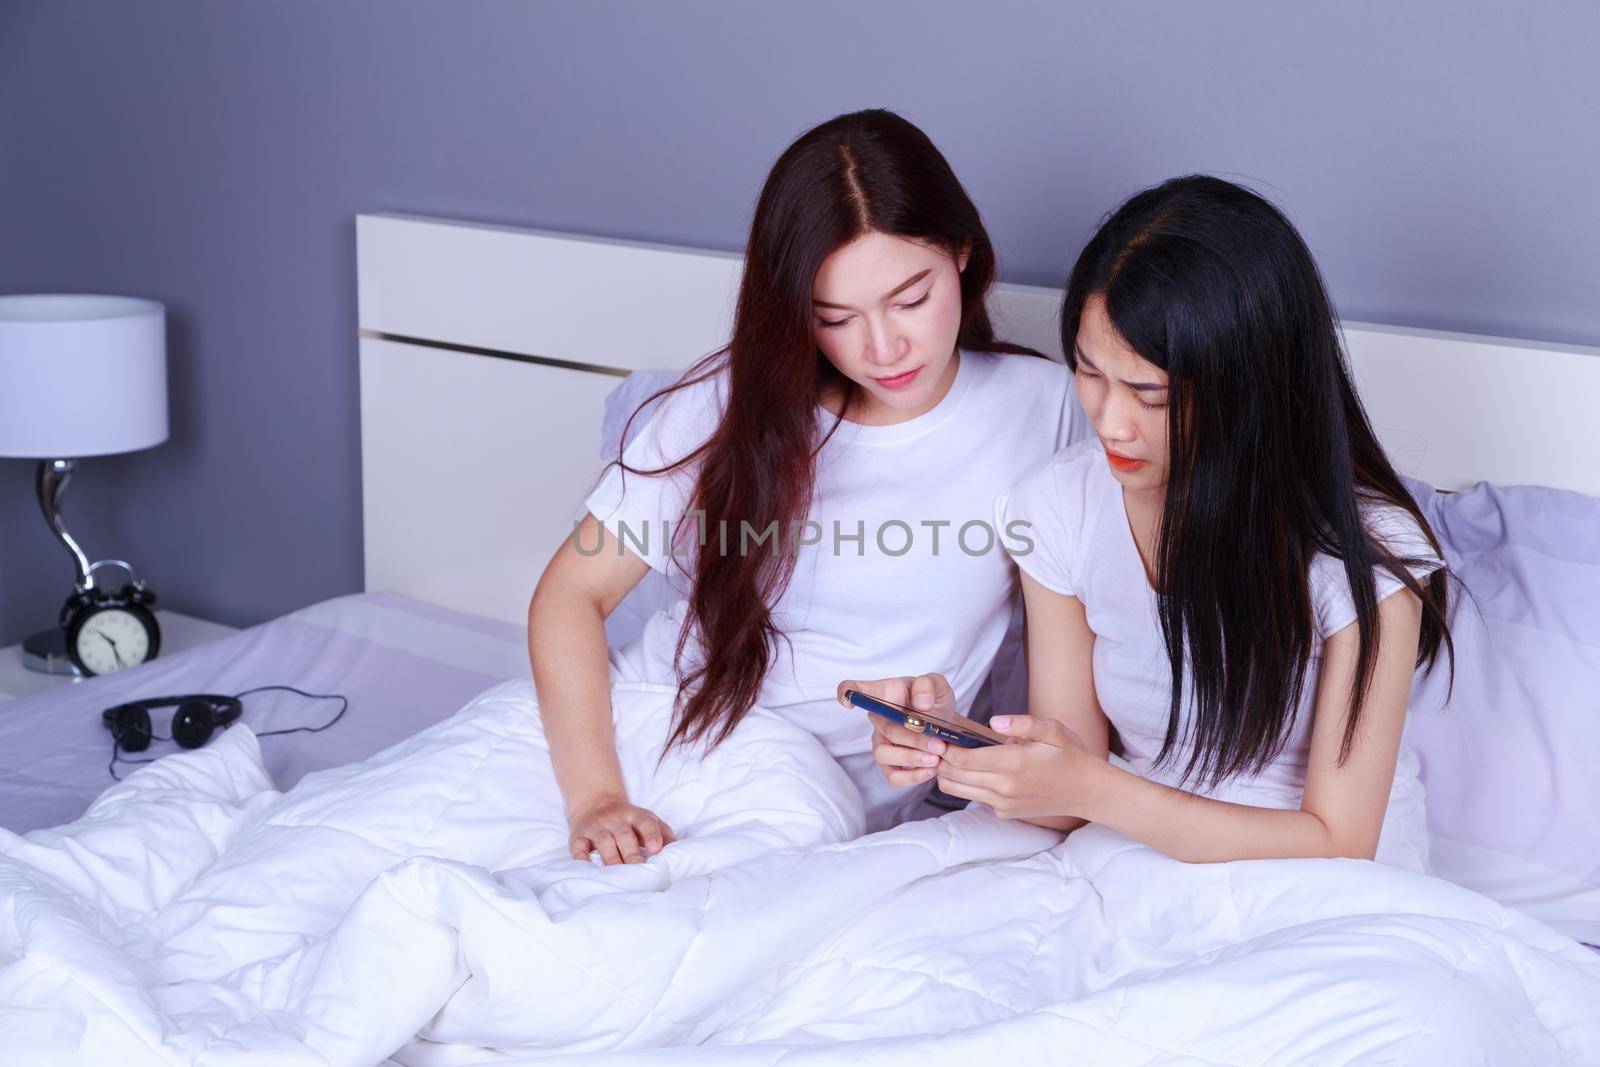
[1, 213, 1597, 1065]
[0, 592, 530, 833]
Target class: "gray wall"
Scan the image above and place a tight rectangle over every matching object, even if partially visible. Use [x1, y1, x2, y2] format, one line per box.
[1, 1, 1596, 644]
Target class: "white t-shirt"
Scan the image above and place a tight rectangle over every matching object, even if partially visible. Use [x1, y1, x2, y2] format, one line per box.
[996, 439, 1444, 870]
[585, 350, 1088, 830]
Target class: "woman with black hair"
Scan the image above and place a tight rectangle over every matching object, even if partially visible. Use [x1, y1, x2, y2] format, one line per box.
[866, 175, 1452, 868]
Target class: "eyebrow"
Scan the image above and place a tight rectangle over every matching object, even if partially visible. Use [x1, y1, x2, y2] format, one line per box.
[1075, 347, 1168, 391]
[813, 268, 933, 310]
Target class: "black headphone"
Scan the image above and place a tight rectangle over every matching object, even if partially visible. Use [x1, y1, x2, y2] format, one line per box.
[101, 684, 350, 780]
[102, 694, 243, 752]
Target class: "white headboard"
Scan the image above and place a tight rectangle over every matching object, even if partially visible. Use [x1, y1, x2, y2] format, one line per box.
[356, 211, 1600, 625]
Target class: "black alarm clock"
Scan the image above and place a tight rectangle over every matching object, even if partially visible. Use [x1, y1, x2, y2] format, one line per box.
[59, 562, 161, 677]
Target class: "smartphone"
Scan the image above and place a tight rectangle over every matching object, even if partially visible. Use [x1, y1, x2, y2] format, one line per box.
[844, 689, 1004, 748]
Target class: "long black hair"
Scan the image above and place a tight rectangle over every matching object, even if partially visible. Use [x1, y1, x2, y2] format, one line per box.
[1062, 175, 1452, 786]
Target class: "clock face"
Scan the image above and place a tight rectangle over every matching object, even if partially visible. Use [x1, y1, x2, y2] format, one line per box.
[74, 608, 154, 675]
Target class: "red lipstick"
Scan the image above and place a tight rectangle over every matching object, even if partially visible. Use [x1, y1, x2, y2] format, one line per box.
[1105, 448, 1148, 472]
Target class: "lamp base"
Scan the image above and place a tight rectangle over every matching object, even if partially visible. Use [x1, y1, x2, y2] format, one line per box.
[21, 627, 83, 677]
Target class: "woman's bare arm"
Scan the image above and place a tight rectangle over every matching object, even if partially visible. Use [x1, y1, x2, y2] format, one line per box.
[529, 513, 673, 864]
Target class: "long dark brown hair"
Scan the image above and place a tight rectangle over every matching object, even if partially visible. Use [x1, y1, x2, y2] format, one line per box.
[612, 108, 1044, 751]
[1061, 175, 1453, 785]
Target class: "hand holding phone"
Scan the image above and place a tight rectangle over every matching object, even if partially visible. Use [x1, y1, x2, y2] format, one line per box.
[844, 688, 1004, 749]
[838, 674, 1003, 788]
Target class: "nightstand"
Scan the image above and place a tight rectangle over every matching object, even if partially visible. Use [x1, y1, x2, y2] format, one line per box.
[0, 610, 239, 702]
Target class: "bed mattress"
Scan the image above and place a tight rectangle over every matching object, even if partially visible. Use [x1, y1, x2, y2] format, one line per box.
[0, 592, 529, 834]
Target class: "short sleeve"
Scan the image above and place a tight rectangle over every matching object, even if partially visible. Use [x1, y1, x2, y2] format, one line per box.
[995, 455, 1080, 598]
[1309, 503, 1445, 638]
[583, 372, 724, 574]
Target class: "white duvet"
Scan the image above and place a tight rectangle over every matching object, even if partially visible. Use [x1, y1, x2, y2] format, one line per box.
[3, 679, 1597, 1066]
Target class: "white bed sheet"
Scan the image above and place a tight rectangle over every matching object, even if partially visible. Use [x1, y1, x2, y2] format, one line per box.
[4, 677, 1597, 1066]
[0, 592, 529, 834]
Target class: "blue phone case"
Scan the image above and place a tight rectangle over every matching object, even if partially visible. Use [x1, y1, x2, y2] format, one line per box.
[845, 689, 1001, 748]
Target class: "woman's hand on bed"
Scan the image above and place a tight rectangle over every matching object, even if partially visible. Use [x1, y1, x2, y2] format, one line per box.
[839, 673, 956, 789]
[936, 715, 1103, 820]
[568, 795, 677, 865]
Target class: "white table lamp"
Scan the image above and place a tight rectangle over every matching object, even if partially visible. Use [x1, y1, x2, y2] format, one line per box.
[0, 294, 170, 675]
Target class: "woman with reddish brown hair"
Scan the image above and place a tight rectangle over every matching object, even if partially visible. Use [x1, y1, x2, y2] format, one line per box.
[529, 109, 1087, 863]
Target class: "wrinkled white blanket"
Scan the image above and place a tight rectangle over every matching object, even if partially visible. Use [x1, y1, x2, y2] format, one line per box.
[3, 679, 1597, 1066]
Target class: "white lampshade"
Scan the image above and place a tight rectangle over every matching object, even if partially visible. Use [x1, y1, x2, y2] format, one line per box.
[0, 294, 170, 459]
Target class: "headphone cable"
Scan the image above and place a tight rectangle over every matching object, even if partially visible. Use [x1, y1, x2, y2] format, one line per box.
[107, 684, 349, 781]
